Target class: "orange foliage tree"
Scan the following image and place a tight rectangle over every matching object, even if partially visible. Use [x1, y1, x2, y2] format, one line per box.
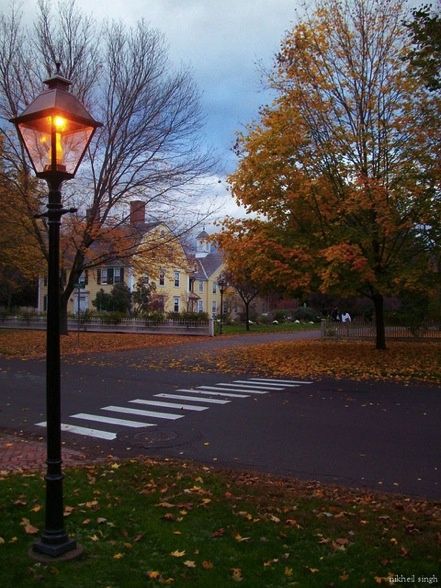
[223, 0, 440, 349]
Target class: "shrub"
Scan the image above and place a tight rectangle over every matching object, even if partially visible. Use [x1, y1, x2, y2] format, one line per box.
[292, 307, 322, 322]
[101, 311, 125, 325]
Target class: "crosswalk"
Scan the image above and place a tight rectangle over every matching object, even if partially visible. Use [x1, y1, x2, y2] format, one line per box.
[35, 377, 313, 441]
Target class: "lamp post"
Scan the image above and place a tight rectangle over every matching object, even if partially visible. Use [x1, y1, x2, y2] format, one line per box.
[217, 276, 227, 335]
[10, 65, 102, 560]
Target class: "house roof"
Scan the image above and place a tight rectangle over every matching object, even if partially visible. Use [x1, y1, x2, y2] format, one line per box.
[82, 221, 163, 267]
[193, 251, 223, 280]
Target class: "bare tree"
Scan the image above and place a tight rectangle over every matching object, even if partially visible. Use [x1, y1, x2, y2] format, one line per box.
[0, 0, 216, 329]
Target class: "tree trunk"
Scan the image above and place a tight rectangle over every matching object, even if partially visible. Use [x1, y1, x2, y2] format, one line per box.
[59, 302, 69, 335]
[245, 302, 250, 331]
[373, 292, 386, 350]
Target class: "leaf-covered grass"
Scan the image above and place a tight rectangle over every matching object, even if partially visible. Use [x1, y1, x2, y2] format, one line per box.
[0, 459, 440, 587]
[0, 331, 194, 359]
[129, 340, 441, 385]
[1, 331, 440, 384]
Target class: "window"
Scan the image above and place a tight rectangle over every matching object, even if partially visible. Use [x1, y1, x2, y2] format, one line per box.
[173, 296, 180, 312]
[159, 270, 165, 286]
[198, 280, 204, 293]
[97, 267, 123, 285]
[78, 270, 88, 288]
[212, 282, 217, 294]
[197, 300, 203, 313]
[211, 301, 217, 316]
[174, 271, 180, 287]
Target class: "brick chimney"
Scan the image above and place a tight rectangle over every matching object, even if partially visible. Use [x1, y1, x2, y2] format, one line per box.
[130, 200, 146, 225]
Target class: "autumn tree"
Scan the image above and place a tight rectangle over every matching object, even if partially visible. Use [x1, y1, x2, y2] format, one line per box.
[405, 2, 441, 91]
[0, 139, 43, 308]
[132, 277, 157, 315]
[214, 224, 266, 330]
[0, 0, 215, 330]
[225, 0, 440, 349]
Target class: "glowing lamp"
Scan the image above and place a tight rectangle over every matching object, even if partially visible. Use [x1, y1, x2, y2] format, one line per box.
[10, 70, 101, 180]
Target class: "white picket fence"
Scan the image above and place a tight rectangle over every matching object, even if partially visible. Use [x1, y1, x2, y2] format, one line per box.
[320, 319, 441, 341]
[0, 316, 214, 337]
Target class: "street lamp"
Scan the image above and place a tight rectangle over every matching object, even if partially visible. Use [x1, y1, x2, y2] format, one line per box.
[10, 65, 102, 560]
[217, 276, 227, 335]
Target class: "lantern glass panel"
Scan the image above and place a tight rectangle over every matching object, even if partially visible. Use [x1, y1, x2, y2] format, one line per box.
[18, 115, 94, 175]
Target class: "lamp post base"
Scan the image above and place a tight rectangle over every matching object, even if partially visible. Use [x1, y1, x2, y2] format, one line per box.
[30, 540, 83, 562]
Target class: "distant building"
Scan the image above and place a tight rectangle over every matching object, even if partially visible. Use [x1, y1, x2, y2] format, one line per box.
[37, 204, 227, 316]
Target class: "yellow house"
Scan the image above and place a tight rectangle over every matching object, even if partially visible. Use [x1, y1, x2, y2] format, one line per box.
[188, 229, 225, 317]
[37, 203, 225, 316]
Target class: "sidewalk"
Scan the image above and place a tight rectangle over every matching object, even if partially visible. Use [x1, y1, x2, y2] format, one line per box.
[0, 431, 89, 474]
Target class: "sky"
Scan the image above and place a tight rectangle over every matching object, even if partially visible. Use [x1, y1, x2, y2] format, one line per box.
[68, 0, 298, 172]
[11, 0, 301, 217]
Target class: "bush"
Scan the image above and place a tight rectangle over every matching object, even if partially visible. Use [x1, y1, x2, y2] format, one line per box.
[101, 311, 125, 325]
[292, 307, 322, 323]
[273, 310, 288, 323]
[143, 311, 165, 324]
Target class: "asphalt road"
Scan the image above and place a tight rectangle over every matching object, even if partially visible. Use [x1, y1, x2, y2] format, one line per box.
[0, 333, 439, 500]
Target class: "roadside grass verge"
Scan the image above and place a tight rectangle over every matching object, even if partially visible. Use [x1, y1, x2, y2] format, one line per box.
[1, 331, 439, 384]
[218, 323, 317, 335]
[0, 331, 193, 359]
[1, 459, 440, 587]
[133, 341, 441, 385]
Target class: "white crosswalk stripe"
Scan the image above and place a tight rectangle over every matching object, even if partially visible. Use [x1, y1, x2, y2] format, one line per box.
[34, 377, 313, 441]
[129, 399, 208, 412]
[36, 421, 117, 440]
[197, 385, 268, 394]
[102, 405, 184, 420]
[71, 413, 156, 428]
[218, 382, 283, 390]
[156, 393, 230, 405]
[249, 378, 312, 384]
[178, 387, 250, 398]
[234, 379, 299, 387]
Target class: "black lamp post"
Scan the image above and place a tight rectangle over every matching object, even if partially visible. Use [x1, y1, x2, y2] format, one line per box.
[217, 276, 227, 335]
[10, 65, 102, 560]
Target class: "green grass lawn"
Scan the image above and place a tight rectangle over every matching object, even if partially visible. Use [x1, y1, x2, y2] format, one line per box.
[1, 459, 439, 587]
[217, 322, 319, 335]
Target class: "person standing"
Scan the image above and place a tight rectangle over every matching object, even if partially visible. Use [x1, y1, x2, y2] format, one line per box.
[341, 311, 351, 323]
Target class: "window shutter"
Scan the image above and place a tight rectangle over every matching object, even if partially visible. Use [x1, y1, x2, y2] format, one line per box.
[84, 270, 88, 286]
[97, 269, 101, 284]
[108, 268, 114, 285]
[120, 267, 124, 283]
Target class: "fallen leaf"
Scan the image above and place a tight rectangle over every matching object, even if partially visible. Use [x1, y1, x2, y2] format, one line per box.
[183, 560, 196, 568]
[306, 567, 319, 574]
[234, 533, 250, 543]
[20, 518, 39, 535]
[146, 571, 161, 579]
[202, 560, 214, 569]
[170, 549, 185, 558]
[231, 568, 243, 582]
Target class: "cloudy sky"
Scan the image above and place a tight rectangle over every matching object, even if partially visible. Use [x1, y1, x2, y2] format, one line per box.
[68, 0, 299, 173]
[15, 0, 301, 217]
